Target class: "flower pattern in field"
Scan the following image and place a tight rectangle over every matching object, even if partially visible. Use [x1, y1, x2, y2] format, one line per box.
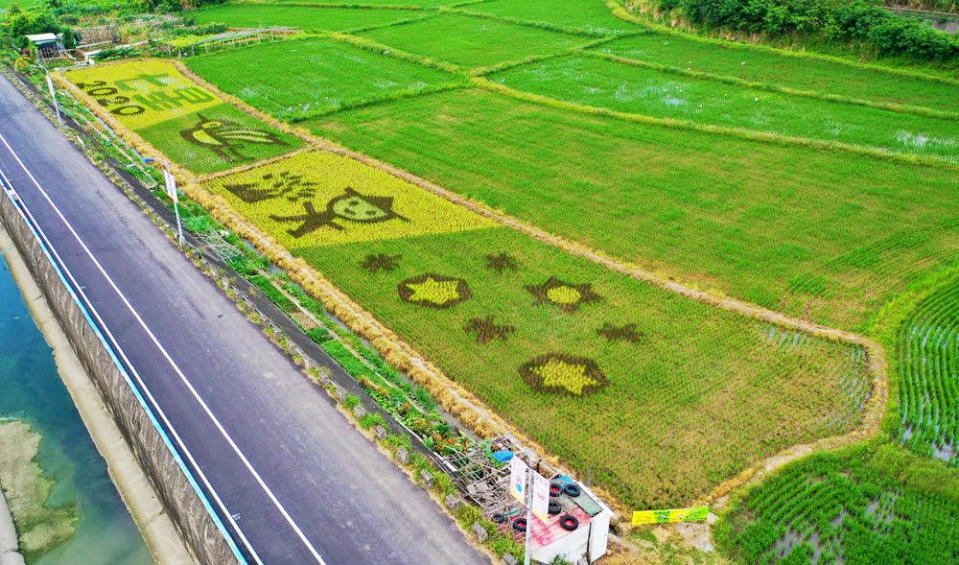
[526, 276, 601, 312]
[519, 353, 608, 396]
[398, 273, 472, 308]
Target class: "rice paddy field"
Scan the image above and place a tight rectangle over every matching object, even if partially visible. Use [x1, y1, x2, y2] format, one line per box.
[63, 60, 302, 173]
[200, 150, 871, 507]
[58, 0, 959, 560]
[190, 5, 426, 33]
[185, 38, 466, 120]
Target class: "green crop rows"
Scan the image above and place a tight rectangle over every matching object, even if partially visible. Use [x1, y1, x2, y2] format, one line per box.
[489, 54, 959, 161]
[356, 12, 591, 69]
[462, 0, 637, 35]
[897, 281, 958, 465]
[305, 88, 959, 330]
[593, 32, 959, 113]
[190, 4, 425, 33]
[716, 444, 959, 563]
[186, 38, 467, 120]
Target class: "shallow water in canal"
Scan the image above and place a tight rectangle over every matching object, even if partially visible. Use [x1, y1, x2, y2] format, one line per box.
[0, 257, 151, 564]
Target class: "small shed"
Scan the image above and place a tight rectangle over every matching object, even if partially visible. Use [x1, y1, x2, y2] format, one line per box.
[25, 33, 64, 59]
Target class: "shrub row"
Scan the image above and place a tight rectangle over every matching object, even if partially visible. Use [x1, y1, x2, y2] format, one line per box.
[659, 0, 959, 60]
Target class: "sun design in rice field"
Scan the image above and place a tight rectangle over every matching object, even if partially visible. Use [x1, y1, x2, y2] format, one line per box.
[525, 277, 601, 312]
[519, 354, 608, 396]
[398, 273, 472, 309]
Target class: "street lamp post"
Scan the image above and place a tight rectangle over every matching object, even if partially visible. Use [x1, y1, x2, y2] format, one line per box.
[44, 70, 62, 127]
[145, 157, 185, 245]
[164, 167, 185, 246]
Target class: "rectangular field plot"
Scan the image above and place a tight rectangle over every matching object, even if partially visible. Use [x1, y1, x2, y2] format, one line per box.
[204, 149, 871, 508]
[462, 0, 639, 35]
[186, 37, 466, 121]
[489, 54, 959, 161]
[593, 33, 959, 113]
[307, 88, 959, 330]
[358, 12, 588, 68]
[190, 4, 425, 32]
[63, 60, 301, 173]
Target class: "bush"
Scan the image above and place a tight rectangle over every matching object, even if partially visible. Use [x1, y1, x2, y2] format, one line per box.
[671, 0, 958, 61]
[1, 9, 63, 49]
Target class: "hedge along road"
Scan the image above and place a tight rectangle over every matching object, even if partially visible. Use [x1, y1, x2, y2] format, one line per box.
[0, 74, 486, 564]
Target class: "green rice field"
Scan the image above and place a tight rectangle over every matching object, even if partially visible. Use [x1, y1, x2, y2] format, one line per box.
[357, 12, 592, 68]
[594, 32, 959, 112]
[305, 88, 959, 330]
[187, 37, 467, 120]
[190, 4, 426, 32]
[489, 53, 959, 160]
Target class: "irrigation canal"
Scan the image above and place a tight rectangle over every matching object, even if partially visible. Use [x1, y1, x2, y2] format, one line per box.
[0, 256, 151, 564]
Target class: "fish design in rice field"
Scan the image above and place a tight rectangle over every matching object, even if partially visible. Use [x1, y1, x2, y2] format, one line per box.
[270, 187, 409, 238]
[179, 114, 289, 162]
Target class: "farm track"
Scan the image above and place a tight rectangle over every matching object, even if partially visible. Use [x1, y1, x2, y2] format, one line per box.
[55, 34, 899, 518]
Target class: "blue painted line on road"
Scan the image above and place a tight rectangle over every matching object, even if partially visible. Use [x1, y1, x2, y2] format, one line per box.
[0, 175, 249, 564]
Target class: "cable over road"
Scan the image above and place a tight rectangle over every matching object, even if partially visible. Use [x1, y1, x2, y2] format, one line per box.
[0, 73, 486, 565]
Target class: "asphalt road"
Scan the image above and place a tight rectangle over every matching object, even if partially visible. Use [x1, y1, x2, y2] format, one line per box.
[0, 74, 487, 565]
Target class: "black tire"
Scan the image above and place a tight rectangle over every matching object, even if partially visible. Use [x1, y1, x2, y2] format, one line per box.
[492, 513, 507, 524]
[512, 517, 528, 532]
[559, 515, 579, 531]
[549, 484, 563, 497]
[548, 502, 562, 515]
[563, 483, 582, 497]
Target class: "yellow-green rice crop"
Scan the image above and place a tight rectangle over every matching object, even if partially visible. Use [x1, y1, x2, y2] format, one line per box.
[203, 150, 873, 508]
[64, 60, 301, 173]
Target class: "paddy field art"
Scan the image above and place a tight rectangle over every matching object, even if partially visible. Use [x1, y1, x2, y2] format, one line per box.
[47, 0, 959, 560]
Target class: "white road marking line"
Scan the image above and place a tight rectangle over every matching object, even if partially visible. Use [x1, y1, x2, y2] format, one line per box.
[0, 132, 327, 565]
[0, 162, 262, 565]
